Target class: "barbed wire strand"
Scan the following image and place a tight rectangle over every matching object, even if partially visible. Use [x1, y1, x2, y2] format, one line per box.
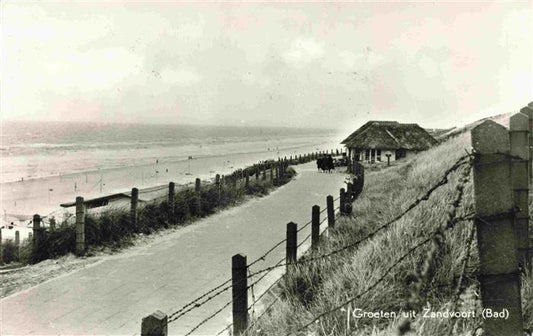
[167, 277, 232, 323]
[398, 159, 472, 335]
[183, 299, 233, 336]
[447, 220, 477, 336]
[286, 214, 475, 336]
[246, 154, 471, 279]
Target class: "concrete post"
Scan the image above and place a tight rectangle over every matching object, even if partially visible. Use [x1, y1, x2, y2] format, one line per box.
[521, 103, 533, 181]
[141, 311, 168, 336]
[75, 197, 85, 256]
[471, 120, 524, 335]
[232, 254, 248, 335]
[312, 205, 320, 248]
[509, 113, 530, 270]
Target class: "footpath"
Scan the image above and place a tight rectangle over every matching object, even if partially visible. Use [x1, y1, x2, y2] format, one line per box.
[1, 162, 347, 336]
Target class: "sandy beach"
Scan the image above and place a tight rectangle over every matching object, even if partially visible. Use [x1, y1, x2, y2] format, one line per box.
[1, 139, 342, 229]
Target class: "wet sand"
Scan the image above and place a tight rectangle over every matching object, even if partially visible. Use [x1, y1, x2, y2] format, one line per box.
[1, 141, 342, 225]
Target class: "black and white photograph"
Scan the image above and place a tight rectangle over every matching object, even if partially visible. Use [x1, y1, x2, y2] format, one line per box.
[1, 1, 532, 335]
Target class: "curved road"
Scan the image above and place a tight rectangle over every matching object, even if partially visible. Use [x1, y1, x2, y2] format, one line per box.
[1, 162, 347, 336]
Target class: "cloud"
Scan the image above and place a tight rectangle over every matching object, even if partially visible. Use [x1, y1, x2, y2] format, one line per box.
[283, 37, 325, 65]
[159, 67, 202, 86]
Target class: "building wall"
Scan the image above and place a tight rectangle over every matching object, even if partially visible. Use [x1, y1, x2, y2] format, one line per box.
[348, 147, 418, 163]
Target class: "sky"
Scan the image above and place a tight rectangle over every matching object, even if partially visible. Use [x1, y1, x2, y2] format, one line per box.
[1, 1, 531, 133]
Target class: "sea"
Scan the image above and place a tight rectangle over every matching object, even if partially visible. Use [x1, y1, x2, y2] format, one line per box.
[1, 121, 343, 227]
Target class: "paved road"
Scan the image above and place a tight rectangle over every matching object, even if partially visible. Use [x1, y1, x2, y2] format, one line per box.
[1, 163, 347, 336]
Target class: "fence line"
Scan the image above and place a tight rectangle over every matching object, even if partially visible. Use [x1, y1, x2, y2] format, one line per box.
[135, 111, 531, 336]
[145, 151, 471, 336]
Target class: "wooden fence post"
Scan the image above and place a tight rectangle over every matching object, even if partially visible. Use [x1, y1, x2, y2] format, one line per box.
[262, 168, 266, 180]
[471, 120, 524, 335]
[141, 311, 167, 336]
[33, 214, 41, 249]
[312, 205, 320, 248]
[339, 188, 346, 215]
[347, 183, 353, 201]
[275, 165, 280, 186]
[286, 222, 297, 271]
[49, 217, 56, 231]
[270, 166, 273, 183]
[245, 171, 249, 189]
[168, 182, 175, 221]
[232, 254, 248, 335]
[327, 195, 335, 229]
[131, 188, 138, 227]
[15, 230, 20, 261]
[195, 178, 201, 216]
[521, 103, 533, 181]
[75, 197, 85, 256]
[509, 112, 530, 270]
[215, 174, 221, 205]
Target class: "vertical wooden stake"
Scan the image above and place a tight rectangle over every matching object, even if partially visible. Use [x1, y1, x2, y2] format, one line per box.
[262, 168, 266, 180]
[245, 171, 249, 189]
[232, 254, 248, 335]
[347, 183, 353, 201]
[339, 188, 346, 215]
[311, 205, 320, 248]
[49, 217, 56, 231]
[286, 222, 297, 271]
[195, 178, 201, 216]
[33, 214, 41, 249]
[270, 166, 274, 183]
[509, 112, 530, 270]
[75, 197, 85, 256]
[131, 188, 138, 227]
[215, 174, 221, 205]
[471, 120, 524, 335]
[327, 195, 335, 229]
[168, 182, 175, 222]
[141, 311, 168, 336]
[15, 230, 20, 261]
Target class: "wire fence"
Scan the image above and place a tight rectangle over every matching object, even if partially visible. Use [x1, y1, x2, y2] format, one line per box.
[157, 154, 477, 336]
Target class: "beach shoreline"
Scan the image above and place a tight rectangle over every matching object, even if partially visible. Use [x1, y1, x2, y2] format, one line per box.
[1, 139, 343, 227]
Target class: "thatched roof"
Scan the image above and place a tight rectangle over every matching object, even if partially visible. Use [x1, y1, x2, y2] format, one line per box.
[341, 121, 438, 150]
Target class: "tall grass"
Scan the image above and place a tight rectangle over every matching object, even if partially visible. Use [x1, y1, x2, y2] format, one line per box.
[247, 133, 532, 335]
[24, 165, 297, 264]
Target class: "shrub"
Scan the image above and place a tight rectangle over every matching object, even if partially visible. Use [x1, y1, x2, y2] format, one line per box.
[1, 240, 18, 264]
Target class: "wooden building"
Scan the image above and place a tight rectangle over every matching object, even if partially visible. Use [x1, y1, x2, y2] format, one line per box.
[341, 121, 438, 163]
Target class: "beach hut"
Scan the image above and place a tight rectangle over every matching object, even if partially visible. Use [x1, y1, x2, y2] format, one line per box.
[341, 121, 438, 163]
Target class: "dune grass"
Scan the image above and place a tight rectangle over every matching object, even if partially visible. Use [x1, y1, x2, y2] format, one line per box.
[247, 133, 532, 335]
[20, 165, 297, 264]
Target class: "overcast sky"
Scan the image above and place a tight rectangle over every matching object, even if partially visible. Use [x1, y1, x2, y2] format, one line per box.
[1, 1, 531, 132]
